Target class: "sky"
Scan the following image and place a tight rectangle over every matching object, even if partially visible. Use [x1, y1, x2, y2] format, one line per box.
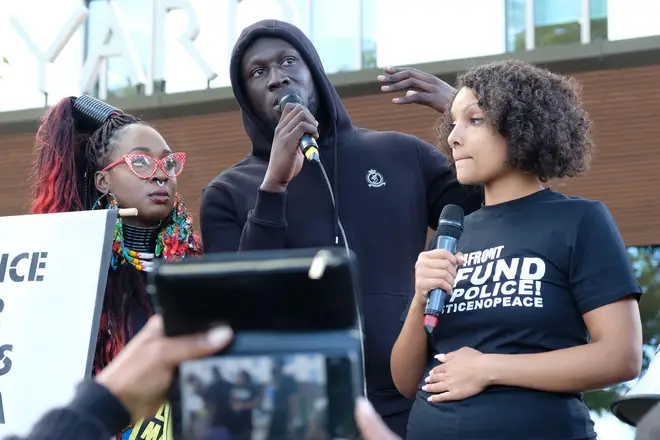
[0, 1, 654, 437]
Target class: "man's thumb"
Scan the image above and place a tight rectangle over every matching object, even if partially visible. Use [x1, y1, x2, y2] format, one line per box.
[165, 326, 233, 364]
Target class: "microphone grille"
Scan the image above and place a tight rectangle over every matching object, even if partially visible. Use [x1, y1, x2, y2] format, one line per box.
[437, 204, 464, 239]
[277, 89, 303, 111]
[439, 204, 464, 224]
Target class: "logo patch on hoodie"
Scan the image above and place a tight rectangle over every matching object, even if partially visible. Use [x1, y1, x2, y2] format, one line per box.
[366, 169, 386, 188]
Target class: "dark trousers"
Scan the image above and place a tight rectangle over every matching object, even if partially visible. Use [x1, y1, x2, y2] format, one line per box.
[381, 408, 411, 439]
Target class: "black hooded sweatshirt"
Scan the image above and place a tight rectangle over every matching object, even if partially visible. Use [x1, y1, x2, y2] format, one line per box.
[200, 19, 483, 417]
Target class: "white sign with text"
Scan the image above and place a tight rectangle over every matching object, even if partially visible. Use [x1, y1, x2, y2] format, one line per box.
[0, 210, 115, 438]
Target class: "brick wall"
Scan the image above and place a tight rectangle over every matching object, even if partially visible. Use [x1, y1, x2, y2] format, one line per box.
[1, 64, 659, 246]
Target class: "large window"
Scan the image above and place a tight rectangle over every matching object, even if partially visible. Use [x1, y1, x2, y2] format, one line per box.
[586, 246, 660, 439]
[84, 0, 378, 98]
[310, 0, 362, 73]
[506, 0, 608, 52]
[86, 0, 228, 98]
[361, 0, 378, 69]
[86, 0, 151, 99]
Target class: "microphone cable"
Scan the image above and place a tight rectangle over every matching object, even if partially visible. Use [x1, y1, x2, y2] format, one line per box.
[314, 156, 368, 397]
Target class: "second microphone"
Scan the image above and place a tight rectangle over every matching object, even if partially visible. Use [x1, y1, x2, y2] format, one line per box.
[423, 204, 465, 334]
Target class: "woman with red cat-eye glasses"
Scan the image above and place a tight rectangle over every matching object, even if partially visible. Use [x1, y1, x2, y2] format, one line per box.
[29, 95, 202, 440]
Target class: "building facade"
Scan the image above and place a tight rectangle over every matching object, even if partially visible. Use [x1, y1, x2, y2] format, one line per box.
[2, 0, 660, 110]
[1, 40, 659, 248]
[0, 0, 659, 248]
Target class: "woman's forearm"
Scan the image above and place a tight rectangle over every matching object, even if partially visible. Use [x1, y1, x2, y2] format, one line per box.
[484, 341, 641, 393]
[391, 298, 429, 399]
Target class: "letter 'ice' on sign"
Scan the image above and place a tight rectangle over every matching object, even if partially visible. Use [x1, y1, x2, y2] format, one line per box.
[79, 1, 147, 99]
[10, 5, 88, 95]
[151, 0, 218, 95]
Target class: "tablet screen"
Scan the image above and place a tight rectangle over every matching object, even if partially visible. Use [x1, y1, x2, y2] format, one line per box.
[180, 353, 356, 440]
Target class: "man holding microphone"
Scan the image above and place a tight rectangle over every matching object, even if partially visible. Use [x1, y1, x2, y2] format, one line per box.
[200, 19, 482, 437]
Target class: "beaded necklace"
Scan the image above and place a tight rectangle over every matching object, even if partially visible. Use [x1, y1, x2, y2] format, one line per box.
[96, 194, 203, 272]
[111, 222, 157, 271]
[106, 197, 201, 440]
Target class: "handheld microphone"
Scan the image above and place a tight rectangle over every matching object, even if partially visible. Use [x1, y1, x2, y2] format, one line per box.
[423, 204, 464, 334]
[277, 90, 320, 163]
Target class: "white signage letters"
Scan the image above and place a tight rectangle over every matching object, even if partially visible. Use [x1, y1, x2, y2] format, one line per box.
[151, 0, 218, 96]
[9, 5, 89, 96]
[80, 1, 147, 100]
[10, 0, 220, 100]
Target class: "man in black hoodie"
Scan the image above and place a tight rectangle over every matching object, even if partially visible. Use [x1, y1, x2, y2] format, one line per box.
[200, 20, 483, 437]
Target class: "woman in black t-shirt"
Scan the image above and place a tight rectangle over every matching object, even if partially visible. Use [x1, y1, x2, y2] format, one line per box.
[391, 60, 643, 440]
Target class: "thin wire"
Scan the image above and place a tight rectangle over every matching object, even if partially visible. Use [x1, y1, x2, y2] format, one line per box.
[316, 160, 350, 254]
[315, 159, 368, 397]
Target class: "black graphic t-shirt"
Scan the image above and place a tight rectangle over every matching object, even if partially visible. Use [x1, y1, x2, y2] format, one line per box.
[406, 189, 642, 440]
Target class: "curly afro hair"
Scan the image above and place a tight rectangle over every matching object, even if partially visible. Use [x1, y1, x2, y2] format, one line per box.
[437, 59, 594, 182]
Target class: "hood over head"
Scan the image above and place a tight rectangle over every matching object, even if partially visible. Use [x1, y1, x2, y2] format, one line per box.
[229, 20, 354, 158]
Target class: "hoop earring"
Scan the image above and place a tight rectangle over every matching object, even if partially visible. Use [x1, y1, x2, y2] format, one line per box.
[106, 193, 118, 209]
[92, 192, 118, 210]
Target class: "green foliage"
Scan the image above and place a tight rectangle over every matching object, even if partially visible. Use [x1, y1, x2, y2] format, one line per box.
[362, 47, 377, 69]
[106, 84, 141, 100]
[511, 18, 608, 52]
[584, 246, 660, 414]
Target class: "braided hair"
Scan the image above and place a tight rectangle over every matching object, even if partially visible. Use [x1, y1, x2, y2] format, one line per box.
[30, 97, 154, 373]
[31, 97, 142, 213]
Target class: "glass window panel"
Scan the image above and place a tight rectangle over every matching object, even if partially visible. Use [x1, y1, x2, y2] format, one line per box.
[212, 0, 313, 89]
[505, 0, 608, 52]
[236, 0, 311, 35]
[590, 0, 608, 42]
[506, 0, 526, 51]
[534, 0, 582, 48]
[310, 0, 362, 74]
[234, 0, 369, 76]
[361, 0, 378, 69]
[86, 0, 230, 96]
[86, 0, 152, 98]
